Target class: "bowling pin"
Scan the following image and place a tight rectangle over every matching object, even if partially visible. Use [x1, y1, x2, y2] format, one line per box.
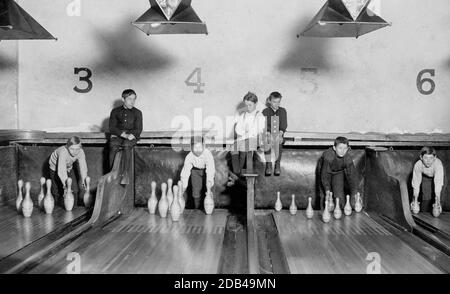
[275, 191, 282, 212]
[43, 179, 55, 214]
[344, 195, 352, 216]
[170, 185, 181, 221]
[355, 192, 363, 213]
[83, 177, 92, 208]
[328, 192, 335, 212]
[22, 182, 34, 218]
[410, 197, 420, 214]
[334, 198, 342, 220]
[289, 194, 297, 215]
[177, 180, 185, 214]
[432, 200, 442, 218]
[16, 179, 24, 213]
[204, 188, 214, 215]
[64, 178, 75, 211]
[306, 197, 314, 219]
[38, 177, 46, 208]
[148, 181, 158, 214]
[158, 182, 169, 218]
[322, 199, 331, 223]
[167, 178, 174, 211]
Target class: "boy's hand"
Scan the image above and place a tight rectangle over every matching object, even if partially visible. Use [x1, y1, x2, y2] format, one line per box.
[206, 181, 213, 190]
[128, 134, 136, 141]
[120, 132, 128, 139]
[81, 179, 87, 190]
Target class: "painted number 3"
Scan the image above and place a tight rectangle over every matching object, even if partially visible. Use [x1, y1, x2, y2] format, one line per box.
[417, 69, 435, 95]
[74, 67, 93, 93]
[185, 68, 205, 94]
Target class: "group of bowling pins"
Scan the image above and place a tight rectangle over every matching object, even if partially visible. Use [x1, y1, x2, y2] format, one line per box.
[16, 176, 92, 218]
[410, 196, 442, 218]
[274, 191, 363, 223]
[147, 178, 215, 222]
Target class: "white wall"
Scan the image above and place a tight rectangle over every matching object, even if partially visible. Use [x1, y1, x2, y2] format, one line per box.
[1, 0, 449, 134]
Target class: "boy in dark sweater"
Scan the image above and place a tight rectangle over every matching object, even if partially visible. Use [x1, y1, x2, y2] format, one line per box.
[262, 92, 288, 176]
[108, 89, 143, 184]
[320, 137, 359, 209]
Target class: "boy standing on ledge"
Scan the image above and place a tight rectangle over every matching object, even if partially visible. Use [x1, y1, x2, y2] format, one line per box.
[109, 89, 143, 184]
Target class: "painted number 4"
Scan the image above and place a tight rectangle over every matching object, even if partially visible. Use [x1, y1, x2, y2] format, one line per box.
[185, 68, 205, 94]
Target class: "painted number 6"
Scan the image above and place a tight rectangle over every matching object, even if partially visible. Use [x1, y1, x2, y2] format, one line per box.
[416, 69, 435, 95]
[74, 67, 93, 93]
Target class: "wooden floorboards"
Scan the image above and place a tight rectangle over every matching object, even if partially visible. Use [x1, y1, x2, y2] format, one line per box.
[28, 209, 228, 274]
[415, 212, 450, 236]
[0, 204, 88, 259]
[273, 211, 443, 274]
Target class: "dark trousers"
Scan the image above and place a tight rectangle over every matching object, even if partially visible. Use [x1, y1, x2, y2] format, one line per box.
[231, 152, 247, 175]
[49, 169, 79, 207]
[321, 171, 350, 210]
[190, 168, 206, 209]
[264, 143, 283, 163]
[109, 136, 137, 172]
[263, 133, 284, 163]
[419, 175, 435, 212]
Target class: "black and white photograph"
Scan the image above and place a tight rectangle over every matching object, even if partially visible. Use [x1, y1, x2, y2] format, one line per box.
[0, 0, 449, 280]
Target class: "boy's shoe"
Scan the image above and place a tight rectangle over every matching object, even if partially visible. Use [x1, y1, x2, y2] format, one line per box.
[265, 162, 273, 176]
[274, 161, 281, 176]
[226, 176, 235, 187]
[229, 172, 239, 181]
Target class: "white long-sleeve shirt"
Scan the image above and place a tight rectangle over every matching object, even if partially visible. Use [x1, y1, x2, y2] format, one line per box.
[180, 149, 215, 189]
[412, 158, 444, 197]
[234, 110, 266, 140]
[49, 146, 88, 185]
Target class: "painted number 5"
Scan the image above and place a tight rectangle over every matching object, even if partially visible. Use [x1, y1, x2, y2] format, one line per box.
[74, 67, 93, 93]
[185, 68, 205, 94]
[417, 69, 435, 95]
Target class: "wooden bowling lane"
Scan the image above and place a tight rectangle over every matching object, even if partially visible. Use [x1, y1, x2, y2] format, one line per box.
[0, 204, 88, 259]
[28, 209, 228, 274]
[273, 211, 443, 274]
[414, 212, 450, 237]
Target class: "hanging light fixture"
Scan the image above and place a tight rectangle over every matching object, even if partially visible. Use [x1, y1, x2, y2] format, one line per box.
[0, 0, 56, 40]
[132, 0, 207, 35]
[301, 0, 391, 38]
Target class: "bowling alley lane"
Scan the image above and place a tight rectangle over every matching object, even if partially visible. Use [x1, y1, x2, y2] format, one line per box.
[0, 204, 88, 259]
[273, 211, 443, 274]
[28, 209, 228, 274]
[414, 212, 450, 237]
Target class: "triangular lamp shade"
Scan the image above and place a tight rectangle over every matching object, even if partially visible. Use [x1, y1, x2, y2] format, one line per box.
[0, 0, 56, 40]
[301, 0, 390, 38]
[132, 0, 207, 35]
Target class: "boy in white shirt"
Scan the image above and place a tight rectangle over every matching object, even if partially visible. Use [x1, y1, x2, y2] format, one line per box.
[48, 136, 88, 206]
[231, 92, 266, 176]
[412, 146, 445, 213]
[180, 136, 216, 209]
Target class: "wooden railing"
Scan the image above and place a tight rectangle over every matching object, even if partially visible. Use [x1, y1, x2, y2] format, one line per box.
[3, 130, 450, 147]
